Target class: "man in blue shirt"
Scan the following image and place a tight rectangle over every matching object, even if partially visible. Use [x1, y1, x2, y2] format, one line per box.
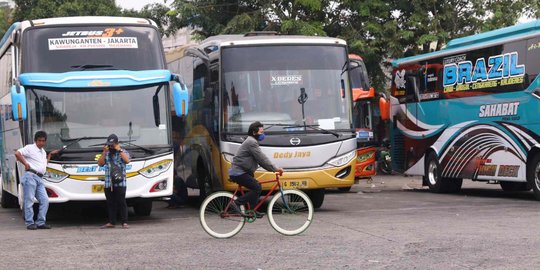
[97, 134, 130, 229]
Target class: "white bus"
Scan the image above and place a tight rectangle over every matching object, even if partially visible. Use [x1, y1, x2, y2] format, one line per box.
[167, 33, 357, 208]
[0, 17, 188, 216]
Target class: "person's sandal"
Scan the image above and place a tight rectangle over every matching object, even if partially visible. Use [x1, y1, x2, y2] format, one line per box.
[122, 223, 129, 229]
[100, 223, 115, 229]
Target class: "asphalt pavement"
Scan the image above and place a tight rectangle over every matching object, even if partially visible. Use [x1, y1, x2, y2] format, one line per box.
[1, 175, 540, 269]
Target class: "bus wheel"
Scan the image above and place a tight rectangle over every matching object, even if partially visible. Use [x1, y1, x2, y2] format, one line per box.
[527, 155, 540, 200]
[306, 189, 325, 208]
[499, 181, 531, 192]
[197, 169, 212, 201]
[1, 188, 19, 208]
[134, 201, 153, 216]
[425, 152, 457, 193]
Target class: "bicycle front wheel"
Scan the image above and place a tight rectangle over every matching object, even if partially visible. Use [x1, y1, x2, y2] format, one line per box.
[267, 189, 314, 236]
[200, 191, 245, 238]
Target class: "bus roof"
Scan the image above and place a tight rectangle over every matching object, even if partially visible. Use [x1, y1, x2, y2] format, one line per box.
[20, 16, 156, 29]
[200, 34, 347, 48]
[392, 19, 540, 67]
[165, 34, 347, 64]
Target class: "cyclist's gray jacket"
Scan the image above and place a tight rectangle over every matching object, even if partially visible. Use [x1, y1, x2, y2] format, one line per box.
[230, 136, 277, 175]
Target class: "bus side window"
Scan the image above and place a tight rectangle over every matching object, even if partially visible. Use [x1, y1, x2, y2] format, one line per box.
[526, 37, 540, 88]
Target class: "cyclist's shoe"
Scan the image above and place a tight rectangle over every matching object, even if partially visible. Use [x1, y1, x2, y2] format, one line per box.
[255, 211, 265, 219]
[229, 201, 245, 215]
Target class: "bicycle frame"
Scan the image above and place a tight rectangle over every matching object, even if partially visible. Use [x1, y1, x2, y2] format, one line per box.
[225, 173, 290, 215]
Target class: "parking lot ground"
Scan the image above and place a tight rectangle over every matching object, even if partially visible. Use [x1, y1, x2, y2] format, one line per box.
[2, 175, 540, 269]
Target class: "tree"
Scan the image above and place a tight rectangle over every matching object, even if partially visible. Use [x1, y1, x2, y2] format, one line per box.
[13, 0, 121, 22]
[122, 3, 171, 35]
[0, 6, 12, 36]
[161, 0, 333, 39]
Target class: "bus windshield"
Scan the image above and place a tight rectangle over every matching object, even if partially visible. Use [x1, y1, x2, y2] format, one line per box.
[221, 45, 352, 133]
[26, 84, 170, 152]
[22, 25, 164, 72]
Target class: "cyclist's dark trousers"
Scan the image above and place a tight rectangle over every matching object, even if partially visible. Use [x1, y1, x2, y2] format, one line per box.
[231, 173, 262, 208]
[105, 186, 128, 225]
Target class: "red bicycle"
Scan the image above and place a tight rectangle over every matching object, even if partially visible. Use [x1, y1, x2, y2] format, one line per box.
[199, 173, 314, 238]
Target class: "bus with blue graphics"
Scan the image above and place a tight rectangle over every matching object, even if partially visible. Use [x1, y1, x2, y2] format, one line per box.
[0, 17, 189, 216]
[167, 33, 357, 208]
[389, 20, 540, 197]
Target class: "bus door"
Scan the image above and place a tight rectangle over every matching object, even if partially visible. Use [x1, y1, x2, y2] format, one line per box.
[398, 69, 422, 171]
[407, 64, 444, 173]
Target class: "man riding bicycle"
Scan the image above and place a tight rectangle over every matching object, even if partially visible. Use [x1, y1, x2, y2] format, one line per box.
[229, 121, 284, 217]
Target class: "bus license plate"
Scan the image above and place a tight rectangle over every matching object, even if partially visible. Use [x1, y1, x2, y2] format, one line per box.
[282, 180, 308, 189]
[92, 184, 105, 193]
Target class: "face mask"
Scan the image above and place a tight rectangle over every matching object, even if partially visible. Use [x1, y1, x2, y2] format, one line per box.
[257, 133, 265, 141]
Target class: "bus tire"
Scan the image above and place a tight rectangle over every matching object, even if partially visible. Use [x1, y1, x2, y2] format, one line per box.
[527, 154, 540, 200]
[197, 166, 212, 202]
[1, 188, 19, 208]
[499, 181, 531, 192]
[134, 201, 152, 216]
[306, 189, 324, 208]
[425, 152, 455, 193]
[449, 178, 463, 193]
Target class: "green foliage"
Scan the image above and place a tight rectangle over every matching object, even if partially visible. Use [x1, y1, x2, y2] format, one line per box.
[13, 0, 121, 22]
[0, 7, 12, 37]
[281, 20, 326, 36]
[122, 3, 170, 35]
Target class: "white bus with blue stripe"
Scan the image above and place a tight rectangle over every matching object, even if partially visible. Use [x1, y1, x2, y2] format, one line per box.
[0, 17, 188, 216]
[389, 20, 540, 197]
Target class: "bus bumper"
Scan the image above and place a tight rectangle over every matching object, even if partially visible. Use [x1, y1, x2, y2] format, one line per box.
[222, 158, 356, 191]
[43, 173, 173, 203]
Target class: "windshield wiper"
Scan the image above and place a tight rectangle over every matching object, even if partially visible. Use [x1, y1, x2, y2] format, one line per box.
[88, 139, 155, 155]
[70, 64, 117, 71]
[122, 141, 155, 155]
[298, 124, 340, 138]
[53, 136, 109, 158]
[264, 123, 340, 138]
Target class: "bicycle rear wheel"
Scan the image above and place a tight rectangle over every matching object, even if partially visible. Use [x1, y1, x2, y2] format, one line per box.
[200, 191, 245, 238]
[267, 189, 313, 236]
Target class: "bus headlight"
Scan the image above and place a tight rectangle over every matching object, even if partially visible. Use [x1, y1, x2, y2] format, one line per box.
[357, 151, 375, 163]
[139, 159, 172, 178]
[327, 150, 356, 167]
[44, 168, 68, 183]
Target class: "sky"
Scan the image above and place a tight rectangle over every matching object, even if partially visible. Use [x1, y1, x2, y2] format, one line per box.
[116, 0, 168, 10]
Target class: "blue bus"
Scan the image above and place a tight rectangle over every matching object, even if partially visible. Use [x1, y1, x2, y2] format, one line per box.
[0, 17, 188, 216]
[389, 20, 540, 197]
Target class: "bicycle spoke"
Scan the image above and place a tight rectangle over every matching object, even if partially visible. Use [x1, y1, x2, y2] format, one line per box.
[268, 190, 313, 236]
[200, 192, 245, 238]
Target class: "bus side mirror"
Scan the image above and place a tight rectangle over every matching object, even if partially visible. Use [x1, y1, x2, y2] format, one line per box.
[379, 94, 390, 121]
[11, 85, 27, 121]
[172, 82, 189, 117]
